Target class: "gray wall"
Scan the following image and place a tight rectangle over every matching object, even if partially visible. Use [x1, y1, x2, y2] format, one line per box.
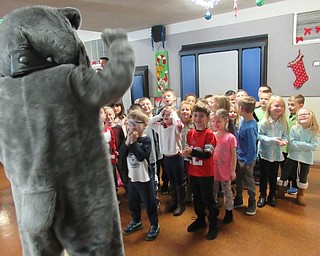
[131, 14, 320, 98]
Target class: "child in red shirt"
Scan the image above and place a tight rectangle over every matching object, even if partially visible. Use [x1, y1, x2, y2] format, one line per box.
[181, 101, 219, 240]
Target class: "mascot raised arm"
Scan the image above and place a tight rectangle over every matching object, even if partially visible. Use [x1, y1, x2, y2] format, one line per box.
[0, 5, 135, 255]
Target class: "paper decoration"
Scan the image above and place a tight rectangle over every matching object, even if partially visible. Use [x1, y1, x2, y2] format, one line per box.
[287, 50, 309, 89]
[155, 50, 169, 97]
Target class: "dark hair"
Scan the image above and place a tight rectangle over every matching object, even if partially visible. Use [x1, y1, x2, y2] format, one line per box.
[193, 101, 211, 117]
[183, 93, 197, 100]
[204, 94, 214, 99]
[109, 100, 126, 118]
[225, 90, 237, 96]
[99, 56, 109, 61]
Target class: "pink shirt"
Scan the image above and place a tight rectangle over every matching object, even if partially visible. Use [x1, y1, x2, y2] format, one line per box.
[213, 132, 237, 181]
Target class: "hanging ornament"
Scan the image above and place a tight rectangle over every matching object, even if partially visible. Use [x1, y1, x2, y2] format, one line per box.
[204, 10, 212, 20]
[234, 0, 238, 17]
[256, 0, 264, 7]
[287, 50, 309, 89]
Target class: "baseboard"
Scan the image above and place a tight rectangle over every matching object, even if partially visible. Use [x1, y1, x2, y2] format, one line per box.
[312, 161, 320, 169]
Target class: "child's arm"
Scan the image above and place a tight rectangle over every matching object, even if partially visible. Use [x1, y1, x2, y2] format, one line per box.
[181, 131, 214, 159]
[109, 127, 118, 163]
[230, 146, 237, 180]
[149, 113, 162, 133]
[127, 136, 152, 162]
[170, 110, 183, 134]
[244, 128, 258, 165]
[289, 127, 318, 151]
[258, 122, 286, 146]
[118, 136, 129, 158]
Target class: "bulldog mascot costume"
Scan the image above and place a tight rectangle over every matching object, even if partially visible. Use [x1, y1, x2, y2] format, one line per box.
[0, 5, 135, 255]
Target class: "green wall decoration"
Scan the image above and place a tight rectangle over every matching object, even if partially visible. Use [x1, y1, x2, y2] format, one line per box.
[155, 50, 169, 97]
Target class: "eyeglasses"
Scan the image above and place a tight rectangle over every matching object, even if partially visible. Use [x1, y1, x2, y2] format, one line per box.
[127, 120, 144, 126]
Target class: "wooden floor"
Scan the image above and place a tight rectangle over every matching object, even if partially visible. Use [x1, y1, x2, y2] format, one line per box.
[1, 164, 320, 256]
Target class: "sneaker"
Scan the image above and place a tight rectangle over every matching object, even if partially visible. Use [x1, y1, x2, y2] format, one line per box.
[146, 224, 160, 241]
[254, 177, 260, 185]
[233, 197, 244, 208]
[123, 220, 143, 235]
[246, 200, 257, 216]
[287, 187, 298, 195]
[187, 218, 206, 232]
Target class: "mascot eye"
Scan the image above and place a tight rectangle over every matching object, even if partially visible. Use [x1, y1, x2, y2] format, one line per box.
[46, 57, 53, 63]
[19, 56, 29, 64]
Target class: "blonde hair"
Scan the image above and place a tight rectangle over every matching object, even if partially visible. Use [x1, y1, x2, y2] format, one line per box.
[127, 109, 148, 124]
[296, 108, 320, 136]
[178, 100, 193, 124]
[264, 95, 288, 131]
[289, 94, 305, 105]
[212, 95, 231, 112]
[103, 106, 115, 115]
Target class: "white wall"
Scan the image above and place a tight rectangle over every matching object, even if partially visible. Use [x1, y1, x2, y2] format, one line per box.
[77, 0, 320, 164]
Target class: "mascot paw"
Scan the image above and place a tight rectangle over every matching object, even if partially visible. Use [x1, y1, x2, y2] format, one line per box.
[101, 29, 128, 49]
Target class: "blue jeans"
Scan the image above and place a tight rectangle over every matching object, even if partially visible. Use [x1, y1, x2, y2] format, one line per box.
[127, 178, 158, 226]
[163, 154, 184, 187]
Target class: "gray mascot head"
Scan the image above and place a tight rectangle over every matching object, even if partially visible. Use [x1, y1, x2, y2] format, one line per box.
[0, 6, 89, 77]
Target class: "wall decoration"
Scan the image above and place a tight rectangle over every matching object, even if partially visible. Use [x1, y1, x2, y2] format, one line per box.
[287, 50, 309, 89]
[155, 50, 169, 97]
[205, 10, 212, 20]
[256, 0, 264, 7]
[234, 0, 238, 17]
[293, 10, 320, 45]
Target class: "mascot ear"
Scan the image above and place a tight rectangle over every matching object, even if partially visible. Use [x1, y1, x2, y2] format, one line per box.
[58, 8, 81, 30]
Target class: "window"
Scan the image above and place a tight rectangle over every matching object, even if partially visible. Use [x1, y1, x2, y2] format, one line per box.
[179, 35, 268, 100]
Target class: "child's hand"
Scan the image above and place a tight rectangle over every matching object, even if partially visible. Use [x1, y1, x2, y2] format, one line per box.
[231, 171, 236, 181]
[126, 131, 138, 145]
[181, 147, 192, 157]
[160, 108, 167, 117]
[130, 131, 138, 142]
[275, 137, 283, 145]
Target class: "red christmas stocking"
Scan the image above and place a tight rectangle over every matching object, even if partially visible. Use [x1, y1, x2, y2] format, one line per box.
[287, 50, 309, 89]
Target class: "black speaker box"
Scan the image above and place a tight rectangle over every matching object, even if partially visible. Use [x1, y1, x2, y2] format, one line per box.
[152, 25, 166, 42]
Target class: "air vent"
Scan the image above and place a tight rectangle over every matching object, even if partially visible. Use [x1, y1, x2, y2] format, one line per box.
[293, 10, 320, 45]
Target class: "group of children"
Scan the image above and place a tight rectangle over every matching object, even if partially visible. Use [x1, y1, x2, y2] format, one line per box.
[98, 86, 319, 242]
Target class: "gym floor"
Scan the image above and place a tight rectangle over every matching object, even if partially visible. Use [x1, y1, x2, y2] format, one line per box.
[1, 164, 319, 256]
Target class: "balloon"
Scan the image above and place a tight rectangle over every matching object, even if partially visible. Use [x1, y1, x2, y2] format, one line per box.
[256, 0, 264, 7]
[204, 11, 212, 20]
